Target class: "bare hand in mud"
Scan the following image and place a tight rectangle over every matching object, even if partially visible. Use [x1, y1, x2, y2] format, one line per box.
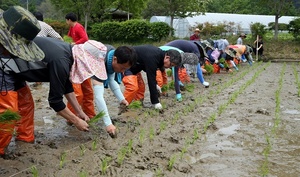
[77, 111, 90, 122]
[74, 118, 89, 131]
[118, 101, 128, 115]
[106, 124, 117, 138]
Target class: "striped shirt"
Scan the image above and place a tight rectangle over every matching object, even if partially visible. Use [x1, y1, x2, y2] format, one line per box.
[37, 21, 63, 40]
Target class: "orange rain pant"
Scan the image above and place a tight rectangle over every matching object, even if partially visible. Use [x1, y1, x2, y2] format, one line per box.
[67, 78, 95, 118]
[178, 67, 190, 83]
[213, 63, 220, 73]
[123, 72, 145, 104]
[156, 70, 168, 88]
[0, 85, 34, 155]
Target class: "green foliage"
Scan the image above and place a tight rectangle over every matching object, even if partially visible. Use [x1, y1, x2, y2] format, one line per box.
[149, 22, 173, 42]
[0, 109, 21, 122]
[46, 20, 69, 37]
[201, 22, 227, 37]
[250, 22, 268, 39]
[268, 22, 289, 31]
[121, 20, 150, 42]
[90, 22, 122, 42]
[166, 69, 172, 77]
[288, 18, 300, 41]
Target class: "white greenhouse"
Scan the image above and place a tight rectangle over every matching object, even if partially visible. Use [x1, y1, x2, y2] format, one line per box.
[150, 13, 297, 38]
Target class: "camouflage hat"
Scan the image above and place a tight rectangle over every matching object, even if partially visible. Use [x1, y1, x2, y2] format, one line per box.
[180, 52, 198, 66]
[0, 6, 44, 61]
[202, 40, 215, 50]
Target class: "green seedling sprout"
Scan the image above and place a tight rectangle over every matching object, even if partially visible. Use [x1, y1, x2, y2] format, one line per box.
[139, 129, 145, 145]
[80, 144, 86, 156]
[78, 170, 87, 177]
[59, 151, 66, 169]
[149, 127, 155, 141]
[92, 139, 97, 151]
[127, 139, 133, 154]
[31, 165, 38, 177]
[101, 156, 112, 175]
[117, 147, 127, 166]
[155, 168, 163, 177]
[167, 154, 177, 171]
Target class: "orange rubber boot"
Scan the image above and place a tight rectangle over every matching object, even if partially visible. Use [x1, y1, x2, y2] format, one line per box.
[81, 79, 95, 118]
[15, 85, 35, 143]
[0, 91, 18, 155]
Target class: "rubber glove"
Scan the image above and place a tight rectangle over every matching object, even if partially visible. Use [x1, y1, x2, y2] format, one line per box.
[176, 93, 182, 101]
[156, 85, 162, 94]
[153, 103, 162, 110]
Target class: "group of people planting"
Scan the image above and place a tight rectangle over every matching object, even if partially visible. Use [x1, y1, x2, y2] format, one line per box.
[0, 6, 261, 157]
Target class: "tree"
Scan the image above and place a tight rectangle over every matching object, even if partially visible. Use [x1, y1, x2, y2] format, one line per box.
[145, 0, 211, 36]
[0, 0, 20, 10]
[50, 0, 148, 30]
[254, 0, 296, 40]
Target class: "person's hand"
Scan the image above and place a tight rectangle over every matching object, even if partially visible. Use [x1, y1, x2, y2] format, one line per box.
[153, 103, 162, 110]
[106, 124, 117, 138]
[176, 93, 182, 101]
[156, 85, 162, 94]
[257, 48, 259, 51]
[73, 118, 89, 131]
[120, 99, 129, 106]
[77, 111, 90, 122]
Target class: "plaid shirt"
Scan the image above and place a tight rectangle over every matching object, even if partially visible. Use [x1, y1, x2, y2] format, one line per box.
[37, 21, 62, 40]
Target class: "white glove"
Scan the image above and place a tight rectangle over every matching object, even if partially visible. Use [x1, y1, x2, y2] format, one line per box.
[153, 103, 162, 110]
[156, 85, 162, 93]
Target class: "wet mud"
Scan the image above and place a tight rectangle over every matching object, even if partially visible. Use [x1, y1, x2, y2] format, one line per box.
[1, 62, 300, 177]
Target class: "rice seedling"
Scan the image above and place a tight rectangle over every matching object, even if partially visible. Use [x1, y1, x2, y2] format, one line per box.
[149, 127, 155, 141]
[185, 83, 195, 92]
[127, 139, 133, 154]
[167, 154, 177, 171]
[128, 100, 143, 109]
[139, 129, 145, 145]
[88, 111, 105, 129]
[117, 147, 127, 166]
[30, 165, 38, 177]
[100, 156, 112, 175]
[161, 84, 169, 93]
[79, 144, 86, 156]
[191, 129, 199, 144]
[155, 168, 163, 177]
[0, 109, 21, 122]
[204, 64, 214, 75]
[78, 170, 87, 177]
[59, 151, 67, 169]
[92, 139, 97, 151]
[159, 121, 167, 133]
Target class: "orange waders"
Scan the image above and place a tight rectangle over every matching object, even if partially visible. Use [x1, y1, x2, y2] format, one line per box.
[67, 78, 95, 118]
[178, 67, 190, 83]
[123, 72, 145, 104]
[0, 85, 34, 155]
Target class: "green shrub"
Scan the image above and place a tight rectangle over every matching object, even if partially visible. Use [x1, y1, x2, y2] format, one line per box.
[149, 22, 172, 42]
[120, 20, 150, 42]
[90, 22, 122, 42]
[288, 18, 300, 41]
[250, 22, 268, 39]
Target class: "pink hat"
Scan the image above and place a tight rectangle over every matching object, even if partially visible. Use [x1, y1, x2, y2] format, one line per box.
[70, 40, 108, 84]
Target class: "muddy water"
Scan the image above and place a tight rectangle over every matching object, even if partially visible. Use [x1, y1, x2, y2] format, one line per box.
[1, 63, 300, 177]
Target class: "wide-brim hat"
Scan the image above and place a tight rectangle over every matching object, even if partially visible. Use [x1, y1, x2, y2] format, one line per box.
[71, 40, 108, 84]
[193, 41, 209, 59]
[194, 28, 201, 32]
[239, 33, 247, 38]
[202, 40, 215, 50]
[225, 48, 236, 58]
[0, 6, 44, 61]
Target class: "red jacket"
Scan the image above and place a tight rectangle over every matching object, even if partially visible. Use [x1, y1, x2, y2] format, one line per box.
[190, 34, 200, 41]
[67, 22, 88, 44]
